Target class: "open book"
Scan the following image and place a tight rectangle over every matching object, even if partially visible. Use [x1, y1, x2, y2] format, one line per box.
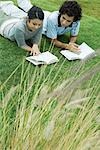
[26, 51, 59, 65]
[60, 42, 96, 60]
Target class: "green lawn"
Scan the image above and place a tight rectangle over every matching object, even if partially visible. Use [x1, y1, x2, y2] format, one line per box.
[0, 0, 100, 85]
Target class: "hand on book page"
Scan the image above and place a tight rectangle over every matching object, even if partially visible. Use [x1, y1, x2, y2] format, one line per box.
[68, 42, 81, 54]
[60, 42, 96, 61]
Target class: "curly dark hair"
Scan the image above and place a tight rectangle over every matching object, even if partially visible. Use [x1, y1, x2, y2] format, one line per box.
[59, 0, 82, 21]
[28, 6, 44, 20]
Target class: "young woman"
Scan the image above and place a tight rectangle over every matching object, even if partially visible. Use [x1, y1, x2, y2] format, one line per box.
[0, 1, 44, 55]
[16, 0, 82, 52]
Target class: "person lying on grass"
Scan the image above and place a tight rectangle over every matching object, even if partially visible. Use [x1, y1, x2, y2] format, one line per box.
[0, 1, 44, 55]
[17, 0, 82, 52]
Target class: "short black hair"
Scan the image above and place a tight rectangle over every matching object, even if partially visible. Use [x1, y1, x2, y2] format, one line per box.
[59, 0, 82, 21]
[28, 6, 44, 20]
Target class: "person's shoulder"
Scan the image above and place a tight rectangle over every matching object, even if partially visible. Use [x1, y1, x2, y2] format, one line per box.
[48, 11, 59, 23]
[72, 20, 80, 25]
[49, 11, 59, 18]
[71, 20, 80, 27]
[15, 18, 26, 31]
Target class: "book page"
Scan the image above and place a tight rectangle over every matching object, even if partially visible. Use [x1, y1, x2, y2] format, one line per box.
[78, 42, 95, 60]
[26, 57, 44, 65]
[32, 51, 59, 64]
[26, 51, 59, 65]
[60, 50, 80, 60]
[60, 42, 95, 60]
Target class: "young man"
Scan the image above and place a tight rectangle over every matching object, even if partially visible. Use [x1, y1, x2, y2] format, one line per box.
[0, 1, 44, 55]
[17, 0, 82, 52]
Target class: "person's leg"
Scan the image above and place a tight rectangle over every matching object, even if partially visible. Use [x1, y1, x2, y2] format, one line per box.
[0, 10, 11, 26]
[17, 0, 32, 12]
[0, 1, 13, 7]
[0, 1, 27, 18]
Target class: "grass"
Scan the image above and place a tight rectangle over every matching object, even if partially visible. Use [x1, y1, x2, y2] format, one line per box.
[0, 61, 100, 149]
[0, 0, 100, 149]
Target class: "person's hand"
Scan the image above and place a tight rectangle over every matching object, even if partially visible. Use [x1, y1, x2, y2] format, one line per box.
[67, 42, 81, 54]
[31, 44, 41, 56]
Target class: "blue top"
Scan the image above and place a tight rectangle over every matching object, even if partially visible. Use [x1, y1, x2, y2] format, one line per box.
[43, 11, 80, 39]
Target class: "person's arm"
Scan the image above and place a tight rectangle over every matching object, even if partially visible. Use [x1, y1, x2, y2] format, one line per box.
[52, 38, 68, 49]
[21, 43, 40, 56]
[70, 21, 80, 43]
[52, 38, 79, 51]
[20, 43, 40, 55]
[21, 45, 32, 52]
[45, 16, 79, 51]
[30, 27, 43, 55]
[69, 36, 78, 43]
[14, 28, 40, 55]
[31, 44, 40, 55]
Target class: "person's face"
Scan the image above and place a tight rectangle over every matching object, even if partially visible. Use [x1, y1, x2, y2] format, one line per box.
[60, 14, 74, 27]
[27, 19, 43, 31]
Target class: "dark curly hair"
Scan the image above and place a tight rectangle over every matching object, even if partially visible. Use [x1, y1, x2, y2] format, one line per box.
[59, 0, 82, 21]
[28, 6, 44, 20]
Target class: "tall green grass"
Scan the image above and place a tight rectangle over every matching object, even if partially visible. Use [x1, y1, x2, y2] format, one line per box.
[0, 0, 100, 84]
[0, 60, 99, 149]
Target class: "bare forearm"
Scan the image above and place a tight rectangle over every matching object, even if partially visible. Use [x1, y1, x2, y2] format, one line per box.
[51, 38, 79, 51]
[21, 45, 32, 52]
[69, 36, 78, 43]
[52, 39, 69, 49]
[21, 43, 40, 55]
